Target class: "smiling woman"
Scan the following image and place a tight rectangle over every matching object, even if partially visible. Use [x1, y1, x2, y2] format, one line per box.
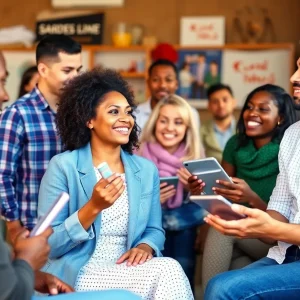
[37, 68, 193, 299]
[189, 83, 298, 292]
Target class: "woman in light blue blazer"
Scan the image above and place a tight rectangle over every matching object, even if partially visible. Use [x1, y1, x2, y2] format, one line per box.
[38, 69, 193, 300]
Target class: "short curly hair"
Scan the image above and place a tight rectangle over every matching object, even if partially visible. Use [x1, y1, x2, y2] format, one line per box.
[56, 68, 140, 153]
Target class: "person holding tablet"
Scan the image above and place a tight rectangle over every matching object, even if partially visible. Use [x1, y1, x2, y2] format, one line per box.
[188, 84, 297, 292]
[37, 68, 193, 300]
[138, 94, 206, 290]
[203, 59, 300, 299]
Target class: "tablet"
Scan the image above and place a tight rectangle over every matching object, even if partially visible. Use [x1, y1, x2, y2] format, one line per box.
[183, 157, 233, 195]
[190, 195, 246, 221]
[30, 192, 70, 237]
[160, 176, 179, 188]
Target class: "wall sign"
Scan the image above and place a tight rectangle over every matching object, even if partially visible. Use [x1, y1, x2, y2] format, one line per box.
[222, 49, 291, 107]
[36, 13, 104, 44]
[180, 16, 225, 46]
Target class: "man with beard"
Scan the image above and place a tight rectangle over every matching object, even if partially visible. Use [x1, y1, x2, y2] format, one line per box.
[203, 58, 300, 299]
[135, 59, 200, 132]
[200, 83, 236, 163]
[0, 35, 82, 242]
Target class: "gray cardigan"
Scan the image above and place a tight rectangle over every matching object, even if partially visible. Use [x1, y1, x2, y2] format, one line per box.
[0, 234, 34, 300]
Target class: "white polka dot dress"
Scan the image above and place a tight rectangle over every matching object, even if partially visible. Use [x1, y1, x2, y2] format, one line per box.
[75, 168, 193, 300]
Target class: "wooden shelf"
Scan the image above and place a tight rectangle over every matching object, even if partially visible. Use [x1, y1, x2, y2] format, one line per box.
[119, 72, 146, 78]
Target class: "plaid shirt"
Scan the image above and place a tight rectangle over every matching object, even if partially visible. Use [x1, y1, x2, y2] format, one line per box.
[0, 87, 63, 229]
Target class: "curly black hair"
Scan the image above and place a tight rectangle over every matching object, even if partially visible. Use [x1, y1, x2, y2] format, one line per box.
[56, 68, 140, 153]
[236, 84, 297, 148]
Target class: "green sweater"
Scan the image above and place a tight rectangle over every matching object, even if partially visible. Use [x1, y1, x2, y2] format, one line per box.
[223, 135, 280, 203]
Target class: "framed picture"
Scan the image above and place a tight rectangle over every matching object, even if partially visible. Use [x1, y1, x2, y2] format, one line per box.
[180, 16, 225, 46]
[176, 49, 223, 108]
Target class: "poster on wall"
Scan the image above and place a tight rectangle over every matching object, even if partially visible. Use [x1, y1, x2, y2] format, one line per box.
[180, 16, 225, 46]
[221, 49, 291, 107]
[177, 49, 222, 107]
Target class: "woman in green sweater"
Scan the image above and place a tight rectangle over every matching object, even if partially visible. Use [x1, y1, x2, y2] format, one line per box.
[189, 84, 297, 292]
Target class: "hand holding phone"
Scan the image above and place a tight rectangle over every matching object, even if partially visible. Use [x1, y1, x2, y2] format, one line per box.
[159, 176, 177, 204]
[98, 162, 113, 179]
[91, 162, 125, 211]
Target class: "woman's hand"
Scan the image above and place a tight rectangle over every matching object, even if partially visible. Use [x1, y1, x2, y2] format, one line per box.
[90, 174, 125, 211]
[177, 168, 192, 191]
[116, 243, 153, 266]
[187, 175, 205, 195]
[212, 177, 262, 206]
[160, 182, 176, 204]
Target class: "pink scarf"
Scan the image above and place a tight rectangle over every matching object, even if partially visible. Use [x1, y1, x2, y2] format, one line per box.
[140, 142, 186, 209]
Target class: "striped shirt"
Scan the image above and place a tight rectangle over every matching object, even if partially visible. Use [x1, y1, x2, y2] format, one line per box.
[0, 87, 63, 229]
[267, 121, 300, 263]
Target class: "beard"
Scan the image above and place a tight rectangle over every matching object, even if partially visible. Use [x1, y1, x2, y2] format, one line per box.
[214, 113, 231, 121]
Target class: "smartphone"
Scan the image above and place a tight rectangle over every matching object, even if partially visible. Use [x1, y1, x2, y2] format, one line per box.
[160, 176, 179, 188]
[190, 195, 246, 221]
[30, 192, 70, 237]
[98, 162, 113, 179]
[183, 157, 233, 195]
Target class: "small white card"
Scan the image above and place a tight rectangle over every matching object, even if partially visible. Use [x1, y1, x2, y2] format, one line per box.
[180, 16, 225, 46]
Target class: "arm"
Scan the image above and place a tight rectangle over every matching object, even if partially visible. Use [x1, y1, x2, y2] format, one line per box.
[0, 108, 25, 239]
[220, 160, 267, 210]
[133, 167, 165, 256]
[38, 156, 95, 259]
[205, 204, 293, 245]
[221, 160, 236, 177]
[38, 156, 125, 259]
[266, 147, 292, 221]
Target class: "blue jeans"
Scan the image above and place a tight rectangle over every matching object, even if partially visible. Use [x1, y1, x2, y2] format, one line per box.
[162, 226, 197, 290]
[32, 290, 141, 300]
[205, 245, 300, 299]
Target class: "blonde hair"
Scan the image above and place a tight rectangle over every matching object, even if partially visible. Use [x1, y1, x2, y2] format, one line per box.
[140, 94, 203, 161]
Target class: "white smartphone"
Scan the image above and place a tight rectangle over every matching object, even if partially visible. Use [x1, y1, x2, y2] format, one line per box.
[160, 176, 179, 188]
[30, 192, 70, 237]
[183, 157, 233, 195]
[98, 162, 113, 179]
[190, 195, 246, 221]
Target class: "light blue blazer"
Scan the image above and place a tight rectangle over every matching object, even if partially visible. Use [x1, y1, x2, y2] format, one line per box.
[38, 143, 165, 286]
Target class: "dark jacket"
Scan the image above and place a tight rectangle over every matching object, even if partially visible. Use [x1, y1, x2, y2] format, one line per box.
[0, 233, 34, 300]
